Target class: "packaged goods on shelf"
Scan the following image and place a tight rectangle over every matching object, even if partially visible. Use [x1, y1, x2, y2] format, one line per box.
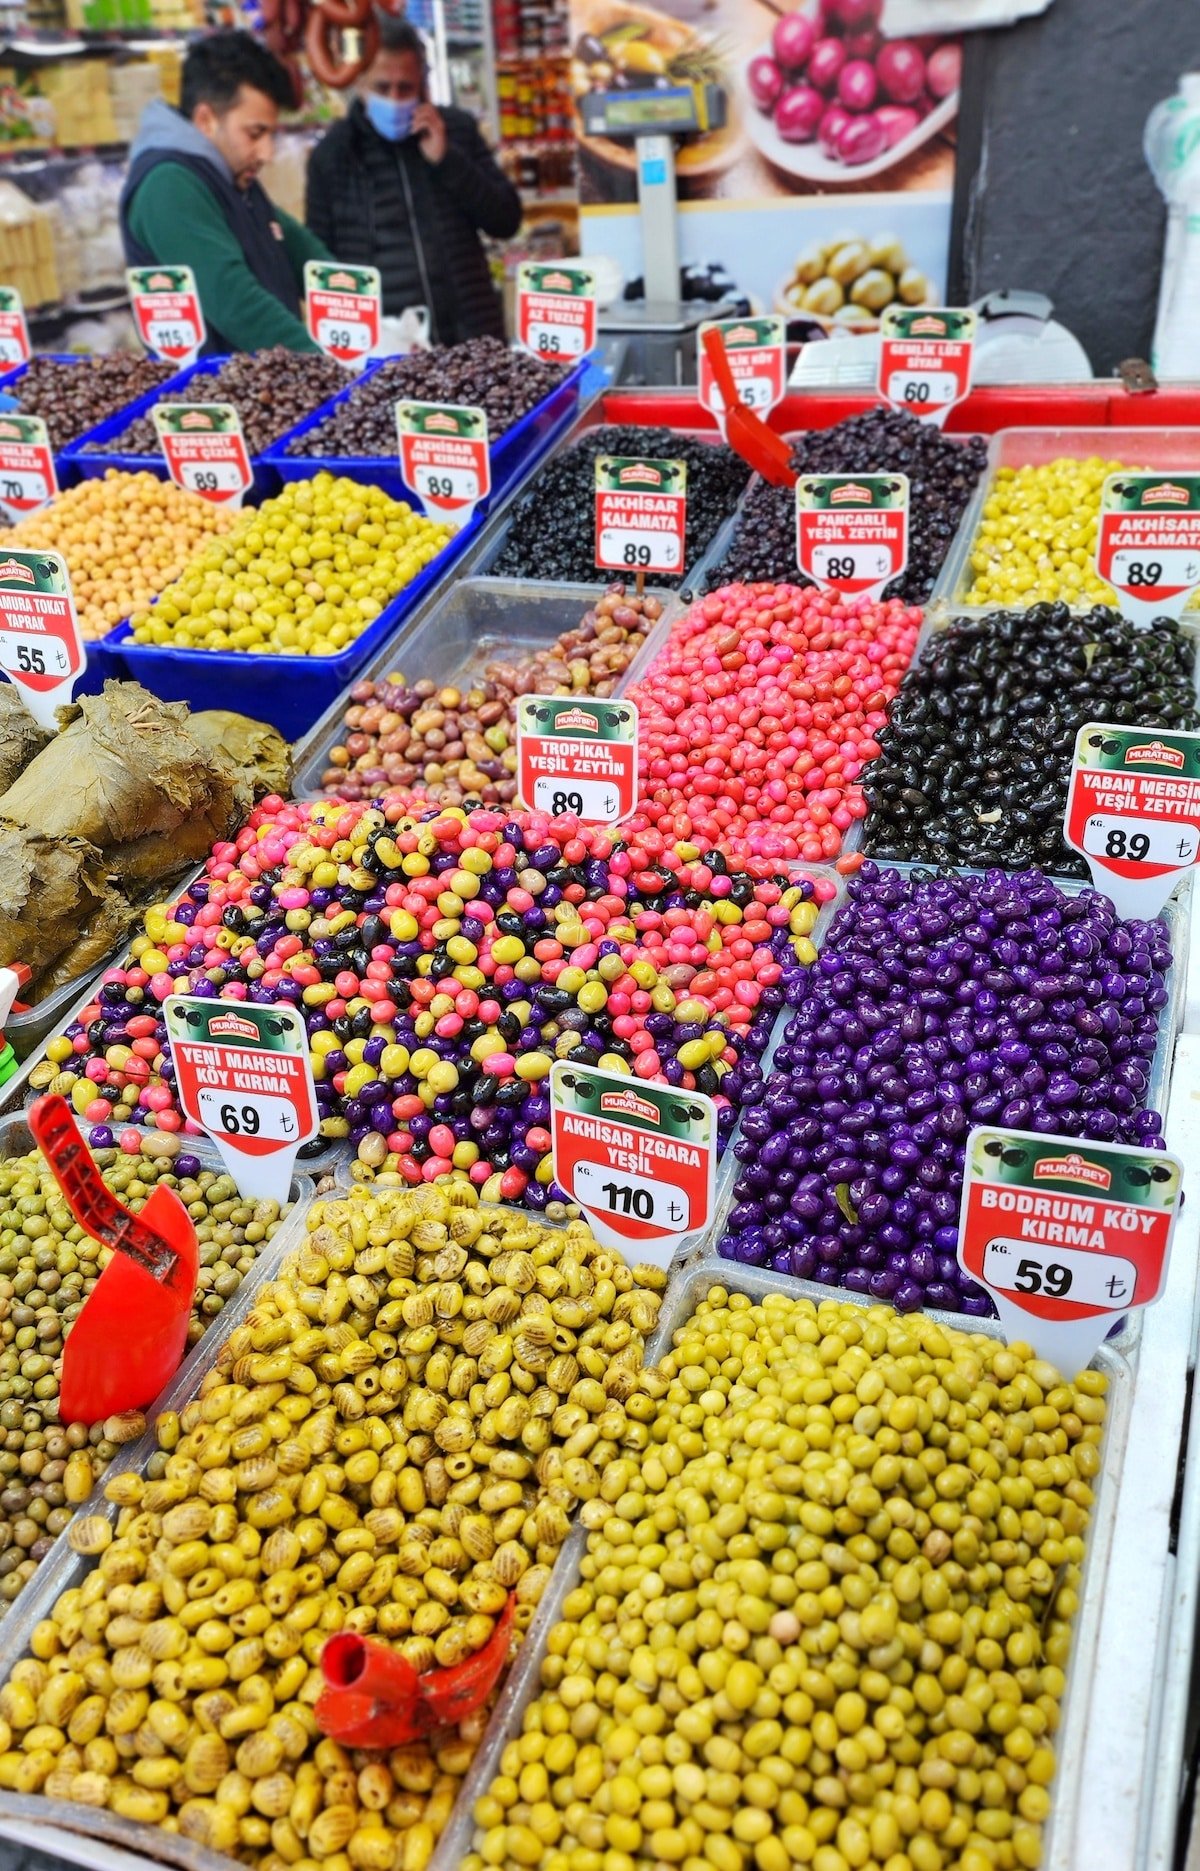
[33, 59, 118, 149]
[0, 181, 58, 311]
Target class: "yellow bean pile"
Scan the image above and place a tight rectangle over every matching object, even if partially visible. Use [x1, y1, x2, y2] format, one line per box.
[467, 1285, 1106, 1871]
[964, 456, 1133, 609]
[6, 471, 233, 640]
[0, 1181, 665, 1867]
[129, 473, 452, 657]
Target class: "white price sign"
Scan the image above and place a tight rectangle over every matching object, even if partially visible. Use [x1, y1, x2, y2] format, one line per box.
[147, 318, 199, 356]
[885, 370, 960, 410]
[711, 376, 775, 413]
[597, 526, 682, 572]
[532, 774, 626, 819]
[415, 463, 480, 504]
[982, 1237, 1139, 1310]
[0, 630, 71, 677]
[571, 1157, 694, 1232]
[1080, 813, 1200, 868]
[527, 321, 586, 360]
[1109, 547, 1200, 589]
[181, 459, 248, 496]
[195, 1087, 305, 1143]
[0, 336, 25, 366]
[0, 469, 49, 506]
[317, 317, 373, 355]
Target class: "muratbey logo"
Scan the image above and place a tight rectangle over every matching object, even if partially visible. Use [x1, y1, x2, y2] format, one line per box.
[618, 463, 663, 487]
[180, 410, 218, 431]
[1032, 1153, 1112, 1190]
[542, 270, 573, 292]
[910, 314, 952, 337]
[725, 324, 758, 346]
[600, 1089, 660, 1125]
[1127, 740, 1186, 768]
[0, 423, 25, 441]
[554, 707, 599, 734]
[145, 271, 174, 290]
[0, 560, 35, 583]
[831, 482, 874, 505]
[208, 1012, 261, 1043]
[1141, 482, 1191, 505]
[327, 270, 358, 291]
[425, 411, 461, 433]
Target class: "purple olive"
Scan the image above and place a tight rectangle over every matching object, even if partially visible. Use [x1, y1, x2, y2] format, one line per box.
[837, 57, 878, 111]
[836, 110, 890, 163]
[818, 102, 852, 156]
[825, 0, 882, 23]
[776, 81, 826, 141]
[927, 41, 962, 99]
[805, 36, 847, 92]
[875, 103, 921, 147]
[770, 9, 817, 73]
[876, 38, 926, 104]
[748, 54, 785, 112]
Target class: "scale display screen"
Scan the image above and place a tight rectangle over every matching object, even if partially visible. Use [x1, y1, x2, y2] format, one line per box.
[579, 82, 725, 138]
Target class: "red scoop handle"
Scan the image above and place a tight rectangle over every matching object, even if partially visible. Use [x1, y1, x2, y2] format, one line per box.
[315, 1596, 516, 1748]
[28, 1095, 185, 1288]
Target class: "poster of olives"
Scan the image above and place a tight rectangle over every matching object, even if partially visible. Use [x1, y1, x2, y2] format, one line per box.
[570, 0, 960, 333]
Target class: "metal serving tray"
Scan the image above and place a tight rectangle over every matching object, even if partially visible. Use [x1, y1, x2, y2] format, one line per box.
[290, 574, 682, 801]
[430, 1254, 1135, 1871]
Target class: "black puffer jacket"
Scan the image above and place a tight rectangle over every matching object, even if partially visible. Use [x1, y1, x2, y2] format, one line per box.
[305, 101, 520, 342]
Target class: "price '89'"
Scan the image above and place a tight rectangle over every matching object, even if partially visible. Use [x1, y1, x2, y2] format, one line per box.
[1106, 827, 1151, 861]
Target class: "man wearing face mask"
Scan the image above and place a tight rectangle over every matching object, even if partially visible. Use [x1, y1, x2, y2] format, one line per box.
[305, 15, 521, 343]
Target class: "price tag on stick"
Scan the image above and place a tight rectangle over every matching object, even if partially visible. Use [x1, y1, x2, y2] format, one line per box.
[958, 1126, 1182, 1374]
[165, 997, 319, 1204]
[517, 694, 638, 825]
[396, 400, 490, 527]
[1064, 720, 1200, 917]
[0, 547, 85, 729]
[595, 455, 687, 578]
[0, 415, 57, 520]
[305, 261, 382, 366]
[0, 287, 31, 369]
[878, 306, 977, 426]
[126, 265, 206, 368]
[698, 315, 786, 436]
[515, 261, 597, 361]
[154, 403, 253, 507]
[550, 1062, 717, 1266]
[1094, 472, 1200, 624]
[796, 473, 909, 600]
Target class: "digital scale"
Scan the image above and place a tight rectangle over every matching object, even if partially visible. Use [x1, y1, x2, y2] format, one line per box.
[581, 82, 737, 384]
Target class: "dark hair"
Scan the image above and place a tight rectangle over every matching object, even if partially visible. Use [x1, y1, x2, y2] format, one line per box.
[374, 13, 428, 63]
[181, 30, 294, 119]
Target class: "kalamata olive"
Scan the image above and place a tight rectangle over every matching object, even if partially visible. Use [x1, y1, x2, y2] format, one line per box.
[875, 103, 921, 147]
[876, 38, 927, 103]
[837, 110, 890, 163]
[88, 348, 346, 458]
[747, 54, 785, 111]
[777, 81, 826, 141]
[818, 102, 853, 155]
[927, 41, 962, 98]
[806, 35, 847, 91]
[837, 56, 878, 111]
[770, 9, 817, 72]
[575, 32, 605, 62]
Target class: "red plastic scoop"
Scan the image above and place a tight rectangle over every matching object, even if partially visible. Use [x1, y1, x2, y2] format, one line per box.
[316, 1595, 517, 1749]
[28, 1094, 199, 1424]
[702, 325, 796, 488]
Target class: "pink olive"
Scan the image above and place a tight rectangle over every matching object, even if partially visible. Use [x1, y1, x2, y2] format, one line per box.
[875, 38, 926, 104]
[818, 102, 852, 156]
[874, 103, 921, 147]
[806, 36, 847, 92]
[842, 28, 881, 57]
[837, 57, 878, 111]
[770, 10, 818, 74]
[825, 0, 882, 23]
[926, 41, 962, 99]
[748, 54, 785, 111]
[836, 111, 890, 164]
[776, 81, 827, 142]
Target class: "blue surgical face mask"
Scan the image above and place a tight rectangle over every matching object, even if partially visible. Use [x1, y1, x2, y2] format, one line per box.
[366, 93, 415, 141]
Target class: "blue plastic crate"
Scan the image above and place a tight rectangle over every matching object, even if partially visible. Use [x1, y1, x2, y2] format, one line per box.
[64, 352, 330, 503]
[263, 355, 595, 511]
[99, 511, 483, 741]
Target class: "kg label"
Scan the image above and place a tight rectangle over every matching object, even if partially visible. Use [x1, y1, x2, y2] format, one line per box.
[305, 261, 381, 366]
[1096, 472, 1200, 623]
[396, 400, 490, 526]
[0, 548, 85, 729]
[515, 262, 597, 362]
[550, 1062, 717, 1265]
[698, 315, 786, 432]
[595, 455, 687, 577]
[127, 265, 206, 368]
[958, 1126, 1182, 1374]
[1064, 721, 1200, 917]
[0, 288, 31, 370]
[154, 403, 253, 506]
[878, 306, 976, 426]
[516, 695, 637, 826]
[164, 997, 319, 1205]
[0, 415, 57, 519]
[795, 473, 908, 601]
